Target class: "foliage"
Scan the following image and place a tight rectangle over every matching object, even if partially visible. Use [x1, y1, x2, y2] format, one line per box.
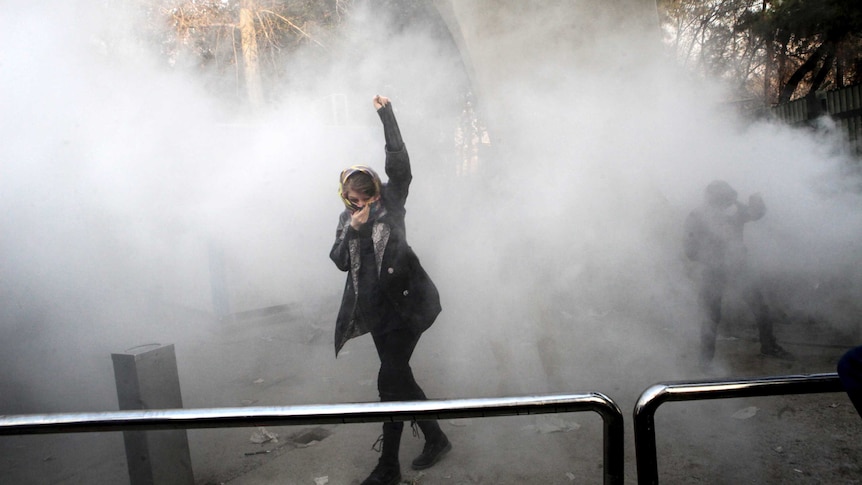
[740, 0, 862, 102]
[659, 0, 862, 105]
[660, 0, 762, 82]
[138, 0, 353, 103]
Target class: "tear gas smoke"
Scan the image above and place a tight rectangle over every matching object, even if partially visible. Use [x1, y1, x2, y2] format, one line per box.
[1, 0, 860, 482]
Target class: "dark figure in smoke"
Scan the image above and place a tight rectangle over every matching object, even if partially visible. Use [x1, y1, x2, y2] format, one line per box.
[684, 180, 791, 366]
[330, 95, 451, 485]
[838, 346, 862, 419]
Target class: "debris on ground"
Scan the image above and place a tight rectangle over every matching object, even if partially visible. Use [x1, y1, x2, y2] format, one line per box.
[313, 476, 329, 485]
[404, 471, 425, 484]
[250, 427, 279, 444]
[243, 450, 271, 456]
[731, 406, 758, 420]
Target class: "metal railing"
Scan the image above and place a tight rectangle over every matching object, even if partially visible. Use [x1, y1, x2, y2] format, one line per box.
[0, 392, 625, 485]
[633, 373, 843, 485]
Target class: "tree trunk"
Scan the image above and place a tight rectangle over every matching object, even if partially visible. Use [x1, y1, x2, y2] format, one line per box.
[778, 42, 826, 103]
[762, 0, 772, 105]
[807, 49, 835, 96]
[239, 0, 263, 109]
[764, 36, 774, 105]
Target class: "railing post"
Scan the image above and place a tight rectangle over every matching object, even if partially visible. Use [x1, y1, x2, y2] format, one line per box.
[633, 384, 666, 485]
[595, 393, 625, 485]
[0, 392, 624, 483]
[633, 374, 843, 485]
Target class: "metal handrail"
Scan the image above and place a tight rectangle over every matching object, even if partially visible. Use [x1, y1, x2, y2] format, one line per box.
[633, 373, 843, 485]
[0, 392, 625, 485]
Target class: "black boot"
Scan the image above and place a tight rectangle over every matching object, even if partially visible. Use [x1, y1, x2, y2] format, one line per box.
[360, 459, 401, 485]
[361, 423, 402, 485]
[411, 421, 452, 470]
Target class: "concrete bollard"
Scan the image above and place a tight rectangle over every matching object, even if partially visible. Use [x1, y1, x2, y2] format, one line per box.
[111, 343, 194, 485]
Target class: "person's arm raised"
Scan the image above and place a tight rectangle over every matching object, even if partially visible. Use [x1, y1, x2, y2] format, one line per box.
[374, 95, 411, 210]
[374, 95, 404, 152]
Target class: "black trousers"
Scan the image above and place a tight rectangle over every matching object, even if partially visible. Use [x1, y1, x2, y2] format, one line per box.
[698, 267, 776, 362]
[372, 326, 427, 402]
[370, 325, 443, 463]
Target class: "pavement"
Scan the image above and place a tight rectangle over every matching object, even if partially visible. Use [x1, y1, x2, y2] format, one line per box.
[1, 295, 860, 484]
[185, 305, 610, 485]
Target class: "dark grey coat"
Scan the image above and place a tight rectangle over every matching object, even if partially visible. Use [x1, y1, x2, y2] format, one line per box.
[329, 123, 441, 356]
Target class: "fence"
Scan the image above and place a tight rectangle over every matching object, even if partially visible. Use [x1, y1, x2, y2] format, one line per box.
[772, 84, 862, 156]
[826, 84, 862, 156]
[633, 372, 843, 485]
[0, 393, 625, 485]
[1, 374, 851, 484]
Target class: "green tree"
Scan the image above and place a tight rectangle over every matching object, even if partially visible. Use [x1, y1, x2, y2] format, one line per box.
[740, 0, 862, 102]
[659, 0, 862, 105]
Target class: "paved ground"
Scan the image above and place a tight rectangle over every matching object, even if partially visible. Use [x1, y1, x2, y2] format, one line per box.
[1, 295, 861, 484]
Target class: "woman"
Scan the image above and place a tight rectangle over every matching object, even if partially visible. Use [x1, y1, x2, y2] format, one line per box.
[330, 95, 451, 485]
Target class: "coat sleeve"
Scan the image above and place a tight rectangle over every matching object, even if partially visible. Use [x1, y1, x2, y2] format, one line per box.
[329, 212, 354, 272]
[377, 103, 412, 209]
